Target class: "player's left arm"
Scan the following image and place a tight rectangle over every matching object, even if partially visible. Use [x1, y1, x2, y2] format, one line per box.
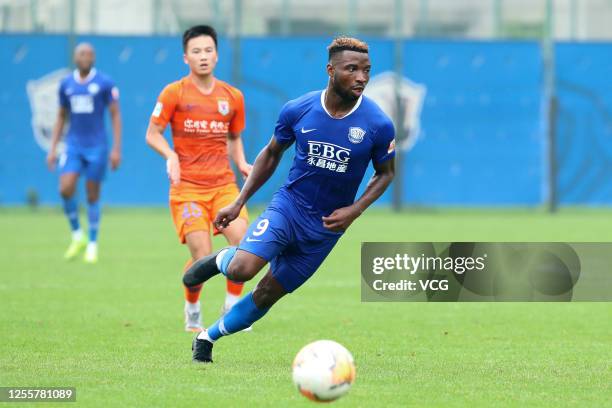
[226, 89, 251, 178]
[108, 101, 122, 170]
[227, 132, 252, 179]
[322, 158, 395, 232]
[105, 81, 122, 170]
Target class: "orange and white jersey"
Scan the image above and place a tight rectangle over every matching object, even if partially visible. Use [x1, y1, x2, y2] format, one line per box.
[151, 76, 246, 193]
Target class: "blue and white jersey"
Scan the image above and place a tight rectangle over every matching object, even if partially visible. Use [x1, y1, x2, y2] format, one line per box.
[274, 89, 395, 216]
[58, 69, 118, 149]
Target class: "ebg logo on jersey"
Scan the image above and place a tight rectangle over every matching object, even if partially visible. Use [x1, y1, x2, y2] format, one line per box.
[306, 140, 351, 173]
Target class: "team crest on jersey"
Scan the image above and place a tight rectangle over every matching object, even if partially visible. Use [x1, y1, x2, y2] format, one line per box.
[217, 99, 230, 116]
[87, 83, 100, 95]
[348, 127, 365, 144]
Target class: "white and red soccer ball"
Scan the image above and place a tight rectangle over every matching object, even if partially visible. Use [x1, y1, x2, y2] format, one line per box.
[292, 340, 356, 402]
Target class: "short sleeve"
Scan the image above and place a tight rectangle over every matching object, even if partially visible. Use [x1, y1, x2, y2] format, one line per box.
[273, 101, 297, 145]
[151, 84, 179, 128]
[58, 80, 69, 109]
[372, 119, 396, 164]
[229, 89, 246, 133]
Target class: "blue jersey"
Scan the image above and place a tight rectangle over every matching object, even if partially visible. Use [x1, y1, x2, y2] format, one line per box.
[274, 90, 395, 217]
[238, 90, 395, 293]
[59, 69, 118, 149]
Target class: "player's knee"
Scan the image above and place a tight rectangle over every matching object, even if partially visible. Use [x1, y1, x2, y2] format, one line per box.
[225, 258, 257, 282]
[59, 184, 75, 198]
[190, 249, 208, 261]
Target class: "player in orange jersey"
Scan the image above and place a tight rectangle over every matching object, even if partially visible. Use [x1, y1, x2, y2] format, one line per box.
[146, 25, 251, 332]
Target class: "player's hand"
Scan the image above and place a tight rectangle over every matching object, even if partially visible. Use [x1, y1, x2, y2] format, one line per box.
[166, 153, 181, 185]
[322, 206, 361, 232]
[110, 148, 121, 170]
[238, 163, 253, 179]
[214, 201, 242, 230]
[46, 150, 57, 171]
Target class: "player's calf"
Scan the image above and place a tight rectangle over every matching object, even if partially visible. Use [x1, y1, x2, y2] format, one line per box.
[182, 249, 224, 287]
[183, 247, 267, 287]
[252, 271, 287, 309]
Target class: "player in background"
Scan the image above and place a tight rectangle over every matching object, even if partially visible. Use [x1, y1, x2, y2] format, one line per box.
[184, 37, 396, 362]
[146, 25, 252, 332]
[47, 42, 122, 264]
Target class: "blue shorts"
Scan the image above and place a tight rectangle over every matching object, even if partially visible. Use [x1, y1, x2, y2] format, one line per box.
[238, 192, 342, 293]
[59, 146, 107, 182]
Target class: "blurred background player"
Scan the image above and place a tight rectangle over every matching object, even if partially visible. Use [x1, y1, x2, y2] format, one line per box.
[146, 25, 252, 332]
[185, 37, 395, 362]
[46, 42, 122, 264]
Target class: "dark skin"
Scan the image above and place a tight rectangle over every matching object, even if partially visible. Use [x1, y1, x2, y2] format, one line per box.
[214, 49, 395, 309]
[47, 43, 122, 204]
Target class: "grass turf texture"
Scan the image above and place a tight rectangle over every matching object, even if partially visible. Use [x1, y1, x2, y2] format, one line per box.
[0, 208, 610, 407]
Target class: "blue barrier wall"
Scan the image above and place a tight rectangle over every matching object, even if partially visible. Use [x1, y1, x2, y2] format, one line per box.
[401, 40, 544, 205]
[555, 42, 612, 205]
[1, 35, 610, 206]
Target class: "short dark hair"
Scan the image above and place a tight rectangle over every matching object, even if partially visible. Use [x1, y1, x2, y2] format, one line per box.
[327, 36, 369, 60]
[183, 25, 218, 51]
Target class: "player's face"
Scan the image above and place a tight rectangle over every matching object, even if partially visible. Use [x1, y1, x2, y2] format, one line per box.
[328, 51, 371, 101]
[183, 35, 218, 76]
[74, 46, 95, 72]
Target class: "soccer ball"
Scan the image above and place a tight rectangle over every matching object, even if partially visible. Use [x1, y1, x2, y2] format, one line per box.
[292, 340, 356, 402]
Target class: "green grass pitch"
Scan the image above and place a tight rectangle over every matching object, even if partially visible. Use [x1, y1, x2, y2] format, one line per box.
[0, 208, 610, 407]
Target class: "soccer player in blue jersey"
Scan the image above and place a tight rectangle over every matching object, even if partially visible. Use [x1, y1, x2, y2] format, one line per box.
[184, 37, 395, 362]
[46, 43, 122, 263]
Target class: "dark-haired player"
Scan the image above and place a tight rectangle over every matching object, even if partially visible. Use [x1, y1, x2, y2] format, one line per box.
[146, 25, 251, 332]
[185, 37, 396, 362]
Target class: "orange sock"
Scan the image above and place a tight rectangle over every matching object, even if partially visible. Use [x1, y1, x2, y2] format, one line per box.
[226, 279, 244, 296]
[183, 258, 202, 303]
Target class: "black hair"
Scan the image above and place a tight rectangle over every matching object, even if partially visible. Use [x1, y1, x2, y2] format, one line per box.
[183, 25, 218, 51]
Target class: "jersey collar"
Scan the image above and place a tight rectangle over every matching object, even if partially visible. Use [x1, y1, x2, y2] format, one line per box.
[73, 68, 97, 84]
[320, 89, 363, 120]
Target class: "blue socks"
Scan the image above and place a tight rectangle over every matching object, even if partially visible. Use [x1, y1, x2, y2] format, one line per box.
[62, 195, 101, 243]
[62, 197, 80, 232]
[207, 292, 270, 341]
[196, 247, 271, 342]
[87, 201, 100, 243]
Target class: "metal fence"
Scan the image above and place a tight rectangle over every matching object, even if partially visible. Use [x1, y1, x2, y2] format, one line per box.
[2, 0, 612, 40]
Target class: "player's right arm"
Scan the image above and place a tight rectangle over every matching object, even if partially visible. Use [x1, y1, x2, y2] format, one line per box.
[46, 106, 68, 170]
[215, 99, 298, 229]
[47, 79, 70, 171]
[214, 136, 291, 229]
[145, 121, 180, 185]
[145, 85, 180, 185]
